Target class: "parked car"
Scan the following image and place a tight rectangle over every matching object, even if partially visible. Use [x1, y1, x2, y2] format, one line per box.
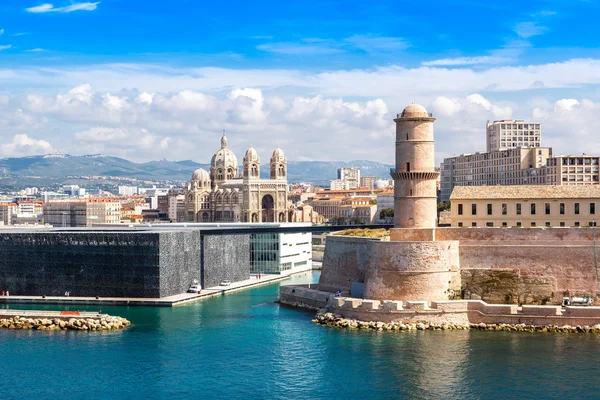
[187, 280, 201, 293]
[220, 280, 232, 286]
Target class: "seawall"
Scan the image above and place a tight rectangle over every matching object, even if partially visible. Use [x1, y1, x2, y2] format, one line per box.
[281, 285, 600, 327]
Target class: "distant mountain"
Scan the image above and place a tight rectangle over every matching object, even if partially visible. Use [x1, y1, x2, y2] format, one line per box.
[0, 154, 393, 185]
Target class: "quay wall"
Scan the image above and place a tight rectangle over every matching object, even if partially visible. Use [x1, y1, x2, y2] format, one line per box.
[280, 286, 600, 326]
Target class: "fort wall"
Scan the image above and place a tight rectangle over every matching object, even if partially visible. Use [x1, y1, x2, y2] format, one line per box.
[387, 227, 600, 304]
[363, 240, 460, 301]
[280, 286, 600, 327]
[317, 235, 377, 293]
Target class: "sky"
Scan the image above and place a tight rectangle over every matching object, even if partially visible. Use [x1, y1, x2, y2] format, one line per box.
[1, 0, 600, 165]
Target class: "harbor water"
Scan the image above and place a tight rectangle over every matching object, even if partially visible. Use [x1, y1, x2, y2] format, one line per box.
[1, 271, 599, 399]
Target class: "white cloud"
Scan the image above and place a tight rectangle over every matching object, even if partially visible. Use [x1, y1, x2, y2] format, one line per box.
[514, 21, 548, 39]
[26, 2, 100, 13]
[1, 134, 54, 156]
[0, 29, 4, 36]
[0, 45, 12, 51]
[422, 56, 511, 66]
[344, 35, 409, 52]
[26, 48, 48, 52]
[257, 35, 408, 55]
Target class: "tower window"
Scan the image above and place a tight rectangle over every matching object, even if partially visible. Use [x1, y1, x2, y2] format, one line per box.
[406, 162, 410, 172]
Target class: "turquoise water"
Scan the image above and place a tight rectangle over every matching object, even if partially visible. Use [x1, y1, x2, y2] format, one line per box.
[1, 272, 600, 399]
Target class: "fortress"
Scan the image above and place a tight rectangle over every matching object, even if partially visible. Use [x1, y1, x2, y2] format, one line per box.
[281, 104, 600, 325]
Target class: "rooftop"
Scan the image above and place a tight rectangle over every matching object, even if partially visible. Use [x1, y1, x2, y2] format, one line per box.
[450, 185, 600, 200]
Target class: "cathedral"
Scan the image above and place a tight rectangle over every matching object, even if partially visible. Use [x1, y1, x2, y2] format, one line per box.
[185, 134, 290, 223]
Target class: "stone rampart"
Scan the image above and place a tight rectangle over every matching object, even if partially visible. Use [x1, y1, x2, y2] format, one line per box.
[280, 286, 600, 327]
[363, 240, 460, 302]
[390, 227, 599, 304]
[318, 236, 378, 293]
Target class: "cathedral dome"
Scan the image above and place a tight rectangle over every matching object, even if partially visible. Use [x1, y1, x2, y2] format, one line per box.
[211, 135, 238, 170]
[192, 168, 210, 181]
[244, 146, 260, 162]
[400, 104, 429, 118]
[271, 148, 285, 160]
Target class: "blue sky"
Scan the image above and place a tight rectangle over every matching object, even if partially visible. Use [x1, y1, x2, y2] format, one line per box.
[0, 0, 600, 165]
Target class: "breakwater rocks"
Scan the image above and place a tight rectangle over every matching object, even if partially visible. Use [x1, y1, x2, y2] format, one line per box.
[0, 316, 131, 331]
[313, 311, 600, 333]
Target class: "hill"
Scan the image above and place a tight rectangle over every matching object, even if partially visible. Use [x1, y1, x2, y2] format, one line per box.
[0, 154, 393, 186]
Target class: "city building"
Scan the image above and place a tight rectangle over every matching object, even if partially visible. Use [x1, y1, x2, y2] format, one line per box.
[543, 155, 600, 185]
[449, 185, 600, 228]
[44, 200, 121, 227]
[185, 135, 289, 223]
[376, 189, 394, 223]
[440, 147, 552, 202]
[329, 179, 350, 190]
[251, 226, 312, 274]
[0, 203, 17, 226]
[360, 176, 377, 188]
[337, 197, 377, 224]
[118, 186, 139, 196]
[486, 119, 542, 152]
[337, 167, 361, 189]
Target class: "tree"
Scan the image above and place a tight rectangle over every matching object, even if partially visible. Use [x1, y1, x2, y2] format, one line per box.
[379, 208, 394, 219]
[437, 201, 451, 212]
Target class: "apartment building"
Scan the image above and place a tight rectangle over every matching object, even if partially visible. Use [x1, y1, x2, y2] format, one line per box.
[0, 203, 17, 225]
[44, 199, 121, 227]
[486, 119, 541, 152]
[337, 167, 361, 189]
[450, 185, 600, 228]
[440, 147, 552, 201]
[544, 155, 600, 185]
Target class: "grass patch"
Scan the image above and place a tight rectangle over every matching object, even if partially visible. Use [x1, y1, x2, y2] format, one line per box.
[335, 228, 389, 238]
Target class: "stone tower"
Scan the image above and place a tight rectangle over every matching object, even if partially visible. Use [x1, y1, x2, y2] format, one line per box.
[391, 104, 439, 229]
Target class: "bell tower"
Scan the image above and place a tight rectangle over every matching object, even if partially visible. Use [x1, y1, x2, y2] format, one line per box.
[391, 104, 439, 229]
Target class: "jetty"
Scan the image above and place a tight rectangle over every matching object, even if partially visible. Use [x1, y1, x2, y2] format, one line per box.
[0, 309, 130, 331]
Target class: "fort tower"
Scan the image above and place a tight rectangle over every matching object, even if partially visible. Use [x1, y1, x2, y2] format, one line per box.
[391, 104, 439, 229]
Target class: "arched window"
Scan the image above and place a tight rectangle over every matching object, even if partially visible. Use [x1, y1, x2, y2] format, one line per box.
[232, 195, 238, 204]
[224, 194, 230, 204]
[251, 165, 258, 177]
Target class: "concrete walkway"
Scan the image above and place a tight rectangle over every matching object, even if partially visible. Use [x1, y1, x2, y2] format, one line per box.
[0, 274, 289, 307]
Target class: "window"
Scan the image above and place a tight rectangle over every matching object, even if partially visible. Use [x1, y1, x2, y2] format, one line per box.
[486, 222, 493, 227]
[575, 222, 580, 227]
[471, 222, 477, 227]
[575, 203, 580, 215]
[531, 222, 536, 227]
[516, 203, 522, 215]
[560, 203, 565, 215]
[458, 222, 463, 227]
[502, 222, 508, 227]
[487, 204, 492, 215]
[530, 203, 536, 215]
[472, 204, 477, 215]
[590, 222, 596, 227]
[516, 222, 522, 227]
[458, 204, 463, 215]
[560, 222, 565, 227]
[545, 222, 551, 227]
[502, 203, 507, 215]
[591, 203, 596, 215]
[545, 203, 550, 215]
